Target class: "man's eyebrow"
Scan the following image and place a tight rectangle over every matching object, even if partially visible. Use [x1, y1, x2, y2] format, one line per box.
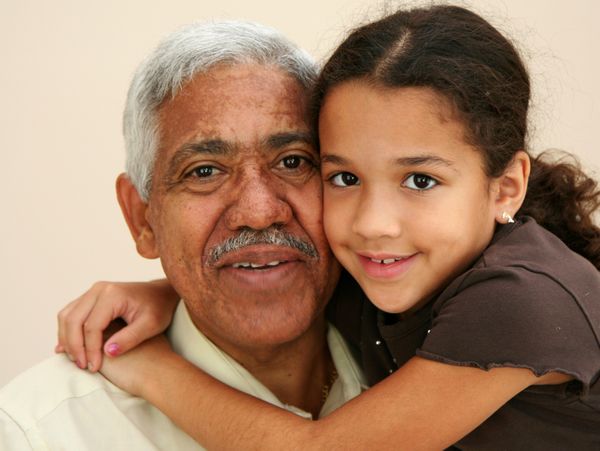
[165, 133, 315, 180]
[263, 131, 315, 149]
[166, 139, 233, 178]
[177, 139, 234, 157]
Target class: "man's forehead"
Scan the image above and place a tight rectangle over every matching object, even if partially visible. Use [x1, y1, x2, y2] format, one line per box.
[156, 63, 310, 150]
[161, 63, 307, 114]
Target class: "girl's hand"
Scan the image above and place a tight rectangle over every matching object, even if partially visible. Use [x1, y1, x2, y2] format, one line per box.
[56, 279, 179, 372]
[100, 334, 176, 397]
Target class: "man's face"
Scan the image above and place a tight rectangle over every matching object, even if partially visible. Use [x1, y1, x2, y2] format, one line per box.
[140, 64, 339, 355]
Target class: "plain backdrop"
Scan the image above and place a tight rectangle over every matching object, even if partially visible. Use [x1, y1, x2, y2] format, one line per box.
[1, 0, 598, 386]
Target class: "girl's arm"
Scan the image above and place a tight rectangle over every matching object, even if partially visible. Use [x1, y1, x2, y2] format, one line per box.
[100, 337, 567, 450]
[56, 279, 179, 372]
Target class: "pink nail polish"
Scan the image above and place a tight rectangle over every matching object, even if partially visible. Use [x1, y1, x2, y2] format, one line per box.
[106, 343, 120, 356]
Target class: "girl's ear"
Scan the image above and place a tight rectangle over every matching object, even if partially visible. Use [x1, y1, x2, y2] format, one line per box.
[116, 173, 160, 259]
[494, 151, 531, 224]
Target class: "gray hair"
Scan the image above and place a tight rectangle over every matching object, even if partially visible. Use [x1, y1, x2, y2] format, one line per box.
[123, 21, 318, 201]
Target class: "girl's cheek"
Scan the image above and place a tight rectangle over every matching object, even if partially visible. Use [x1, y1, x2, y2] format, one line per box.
[322, 201, 342, 244]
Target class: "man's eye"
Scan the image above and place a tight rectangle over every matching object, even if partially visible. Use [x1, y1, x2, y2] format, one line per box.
[187, 165, 221, 178]
[276, 155, 317, 175]
[403, 173, 437, 190]
[329, 172, 360, 187]
[281, 155, 303, 169]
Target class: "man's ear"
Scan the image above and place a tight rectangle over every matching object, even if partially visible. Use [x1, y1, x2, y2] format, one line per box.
[493, 151, 531, 224]
[116, 173, 159, 259]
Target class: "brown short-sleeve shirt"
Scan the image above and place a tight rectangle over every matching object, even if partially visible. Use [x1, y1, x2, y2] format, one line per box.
[328, 217, 600, 449]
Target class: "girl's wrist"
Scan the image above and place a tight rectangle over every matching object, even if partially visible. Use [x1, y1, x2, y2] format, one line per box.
[138, 350, 188, 402]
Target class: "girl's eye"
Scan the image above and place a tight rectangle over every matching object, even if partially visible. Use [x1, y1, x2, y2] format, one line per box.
[403, 173, 437, 190]
[330, 172, 360, 187]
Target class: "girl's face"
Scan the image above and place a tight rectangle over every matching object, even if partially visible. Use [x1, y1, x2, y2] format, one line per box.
[319, 82, 499, 315]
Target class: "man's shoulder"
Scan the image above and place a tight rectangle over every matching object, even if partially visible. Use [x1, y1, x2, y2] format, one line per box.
[0, 355, 199, 450]
[0, 354, 122, 430]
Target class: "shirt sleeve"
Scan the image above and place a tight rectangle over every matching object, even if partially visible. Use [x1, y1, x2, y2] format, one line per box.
[0, 408, 34, 450]
[417, 266, 600, 387]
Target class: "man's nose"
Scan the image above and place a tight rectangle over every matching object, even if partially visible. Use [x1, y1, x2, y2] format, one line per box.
[224, 168, 293, 230]
[351, 188, 402, 240]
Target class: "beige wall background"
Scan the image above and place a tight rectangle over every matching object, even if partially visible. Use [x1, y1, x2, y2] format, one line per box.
[1, 0, 598, 386]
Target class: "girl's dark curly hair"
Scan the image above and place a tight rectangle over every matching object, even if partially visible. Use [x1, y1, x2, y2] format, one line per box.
[311, 4, 600, 268]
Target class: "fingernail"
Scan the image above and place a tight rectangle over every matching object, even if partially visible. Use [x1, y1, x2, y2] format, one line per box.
[87, 362, 94, 371]
[106, 343, 120, 356]
[67, 354, 75, 362]
[77, 359, 85, 369]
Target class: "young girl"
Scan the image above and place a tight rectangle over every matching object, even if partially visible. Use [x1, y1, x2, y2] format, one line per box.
[57, 5, 600, 449]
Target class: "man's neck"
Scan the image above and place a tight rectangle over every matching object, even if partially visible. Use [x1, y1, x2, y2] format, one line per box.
[197, 314, 333, 418]
[237, 316, 334, 418]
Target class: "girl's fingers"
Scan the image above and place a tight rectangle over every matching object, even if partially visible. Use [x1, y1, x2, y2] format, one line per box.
[103, 314, 164, 357]
[82, 298, 126, 372]
[57, 296, 94, 369]
[57, 282, 113, 369]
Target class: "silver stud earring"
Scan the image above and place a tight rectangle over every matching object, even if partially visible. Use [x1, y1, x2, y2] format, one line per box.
[502, 211, 515, 224]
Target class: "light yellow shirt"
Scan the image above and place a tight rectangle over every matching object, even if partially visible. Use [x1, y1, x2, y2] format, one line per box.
[0, 302, 367, 450]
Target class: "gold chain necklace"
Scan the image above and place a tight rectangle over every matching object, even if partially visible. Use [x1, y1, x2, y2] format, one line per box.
[321, 368, 339, 403]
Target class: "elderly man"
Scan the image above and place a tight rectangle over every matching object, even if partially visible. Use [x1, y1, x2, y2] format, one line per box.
[0, 21, 365, 449]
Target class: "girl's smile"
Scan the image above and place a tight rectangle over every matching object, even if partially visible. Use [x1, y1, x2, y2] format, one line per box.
[356, 252, 419, 280]
[319, 82, 501, 315]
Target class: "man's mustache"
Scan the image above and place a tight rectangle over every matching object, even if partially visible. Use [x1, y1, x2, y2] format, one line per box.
[207, 227, 318, 265]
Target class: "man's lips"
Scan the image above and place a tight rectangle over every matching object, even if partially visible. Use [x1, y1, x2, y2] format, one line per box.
[212, 245, 312, 290]
[231, 261, 285, 269]
[210, 245, 310, 269]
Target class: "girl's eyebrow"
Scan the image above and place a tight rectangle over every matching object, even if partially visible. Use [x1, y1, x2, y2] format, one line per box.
[395, 155, 454, 167]
[320, 154, 347, 165]
[321, 153, 455, 168]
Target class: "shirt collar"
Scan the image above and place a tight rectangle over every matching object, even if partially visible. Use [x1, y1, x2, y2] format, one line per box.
[167, 301, 366, 419]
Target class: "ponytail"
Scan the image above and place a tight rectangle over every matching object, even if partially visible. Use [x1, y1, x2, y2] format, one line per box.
[519, 151, 600, 269]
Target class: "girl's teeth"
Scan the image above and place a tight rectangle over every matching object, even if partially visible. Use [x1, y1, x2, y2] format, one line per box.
[370, 257, 402, 265]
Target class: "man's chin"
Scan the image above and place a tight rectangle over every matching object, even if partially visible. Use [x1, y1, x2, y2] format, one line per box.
[191, 297, 326, 358]
[175, 259, 334, 351]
